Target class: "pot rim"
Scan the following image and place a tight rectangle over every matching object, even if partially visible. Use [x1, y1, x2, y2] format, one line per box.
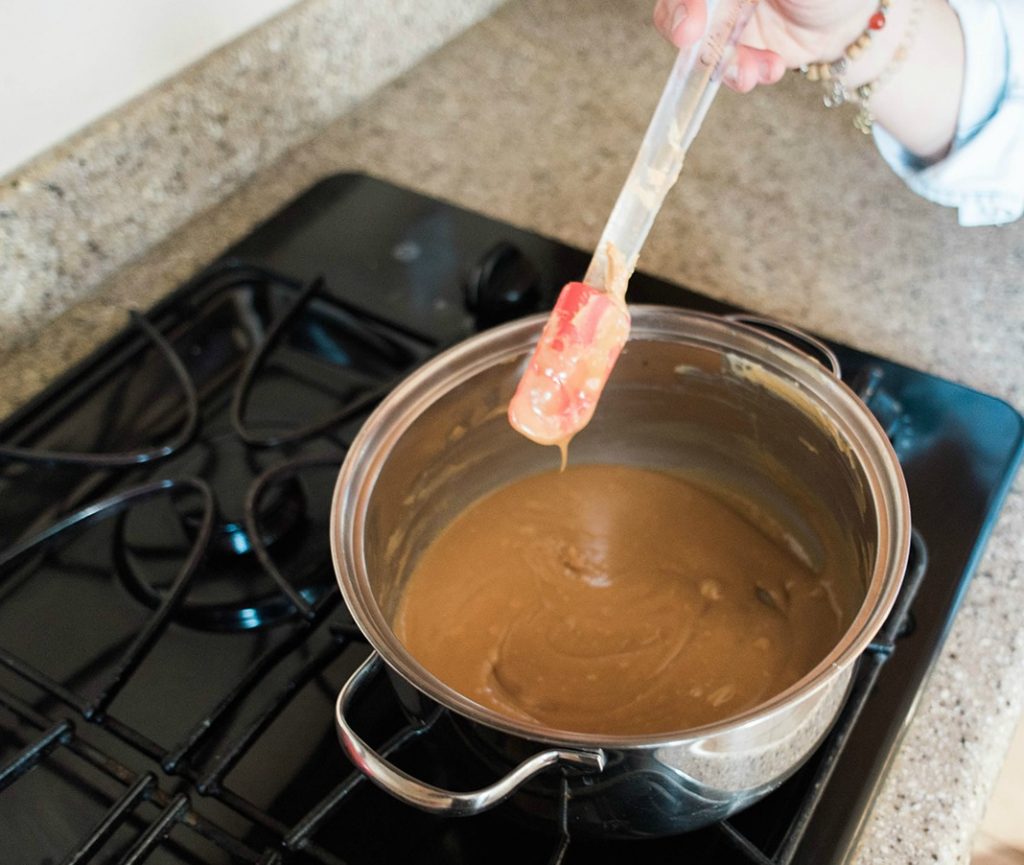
[330, 307, 911, 750]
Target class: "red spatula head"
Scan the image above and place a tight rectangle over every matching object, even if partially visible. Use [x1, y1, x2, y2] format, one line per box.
[508, 281, 630, 447]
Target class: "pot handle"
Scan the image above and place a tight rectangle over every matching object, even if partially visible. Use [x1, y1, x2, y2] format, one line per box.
[724, 313, 842, 379]
[335, 652, 606, 817]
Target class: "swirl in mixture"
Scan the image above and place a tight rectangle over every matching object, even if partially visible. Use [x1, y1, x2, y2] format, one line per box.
[393, 464, 853, 736]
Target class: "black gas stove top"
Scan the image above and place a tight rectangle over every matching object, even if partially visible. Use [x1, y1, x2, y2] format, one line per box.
[1, 173, 1021, 865]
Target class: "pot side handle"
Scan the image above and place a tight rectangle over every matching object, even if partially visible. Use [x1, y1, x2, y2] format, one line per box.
[724, 313, 842, 379]
[336, 652, 607, 817]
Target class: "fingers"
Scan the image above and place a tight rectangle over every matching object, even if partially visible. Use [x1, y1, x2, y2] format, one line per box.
[722, 46, 786, 93]
[653, 0, 707, 49]
[653, 3, 786, 94]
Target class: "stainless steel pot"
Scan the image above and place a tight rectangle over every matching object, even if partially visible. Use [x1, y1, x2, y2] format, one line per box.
[330, 307, 911, 837]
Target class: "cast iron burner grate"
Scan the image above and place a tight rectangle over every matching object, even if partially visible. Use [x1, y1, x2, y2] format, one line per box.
[0, 513, 928, 865]
[1, 174, 1021, 865]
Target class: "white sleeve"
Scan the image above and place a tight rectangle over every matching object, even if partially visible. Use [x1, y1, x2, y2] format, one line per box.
[873, 0, 1024, 226]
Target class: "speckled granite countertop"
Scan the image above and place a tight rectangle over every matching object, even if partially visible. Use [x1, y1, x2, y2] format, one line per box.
[2, 1, 1022, 862]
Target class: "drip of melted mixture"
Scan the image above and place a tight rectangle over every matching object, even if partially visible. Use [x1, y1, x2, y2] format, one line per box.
[506, 281, 630, 455]
[393, 464, 855, 736]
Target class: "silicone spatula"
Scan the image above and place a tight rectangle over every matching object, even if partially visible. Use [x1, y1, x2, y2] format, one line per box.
[508, 0, 760, 449]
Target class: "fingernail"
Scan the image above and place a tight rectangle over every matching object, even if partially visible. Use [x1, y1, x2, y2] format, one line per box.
[670, 4, 687, 34]
[724, 62, 740, 87]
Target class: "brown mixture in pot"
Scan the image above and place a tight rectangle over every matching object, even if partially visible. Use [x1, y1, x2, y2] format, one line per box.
[393, 464, 855, 736]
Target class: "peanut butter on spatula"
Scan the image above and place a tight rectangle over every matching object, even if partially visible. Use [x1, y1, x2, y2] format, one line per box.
[507, 245, 632, 456]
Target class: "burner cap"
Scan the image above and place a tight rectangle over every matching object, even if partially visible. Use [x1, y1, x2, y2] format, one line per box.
[179, 475, 305, 558]
[112, 435, 335, 631]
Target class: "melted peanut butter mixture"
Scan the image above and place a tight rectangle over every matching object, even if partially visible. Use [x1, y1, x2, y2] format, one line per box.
[393, 465, 853, 736]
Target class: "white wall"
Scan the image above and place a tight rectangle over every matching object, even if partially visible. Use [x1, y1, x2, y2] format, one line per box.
[0, 0, 301, 176]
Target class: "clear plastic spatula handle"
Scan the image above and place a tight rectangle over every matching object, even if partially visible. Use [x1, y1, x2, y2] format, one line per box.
[507, 0, 759, 448]
[584, 0, 760, 293]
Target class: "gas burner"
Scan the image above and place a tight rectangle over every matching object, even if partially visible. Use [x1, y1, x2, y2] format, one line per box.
[114, 545, 323, 632]
[245, 454, 346, 621]
[181, 472, 306, 559]
[111, 436, 336, 632]
[138, 430, 307, 553]
[182, 474, 305, 556]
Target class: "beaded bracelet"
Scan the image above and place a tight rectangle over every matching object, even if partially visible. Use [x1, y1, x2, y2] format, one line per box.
[800, 0, 922, 133]
[847, 0, 922, 132]
[802, 0, 892, 86]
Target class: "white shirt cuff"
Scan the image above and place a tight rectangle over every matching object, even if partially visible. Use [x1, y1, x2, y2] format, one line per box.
[873, 0, 1024, 226]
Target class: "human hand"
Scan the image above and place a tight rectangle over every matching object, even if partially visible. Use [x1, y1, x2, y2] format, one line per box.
[652, 0, 883, 93]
